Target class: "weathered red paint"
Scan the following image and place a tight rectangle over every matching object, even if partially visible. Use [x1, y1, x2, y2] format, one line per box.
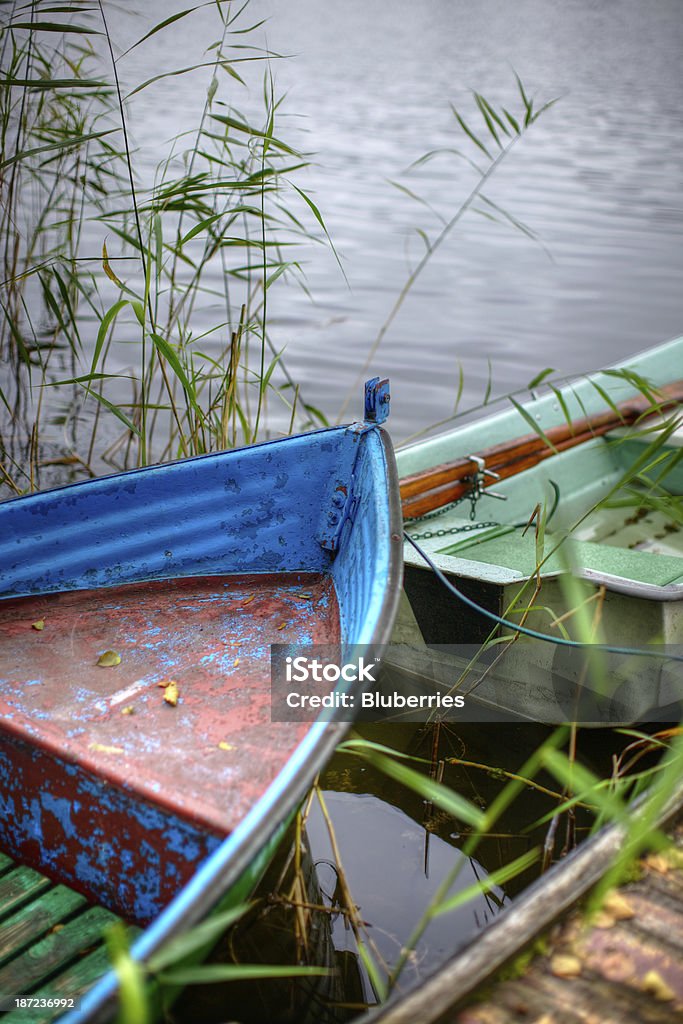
[0, 573, 340, 921]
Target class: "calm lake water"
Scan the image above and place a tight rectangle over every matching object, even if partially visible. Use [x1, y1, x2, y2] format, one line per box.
[112, 0, 683, 442]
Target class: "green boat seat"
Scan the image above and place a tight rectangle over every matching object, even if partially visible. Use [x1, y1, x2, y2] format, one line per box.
[441, 530, 683, 588]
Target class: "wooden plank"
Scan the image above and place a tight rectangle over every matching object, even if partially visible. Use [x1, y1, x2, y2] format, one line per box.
[0, 853, 15, 876]
[0, 885, 88, 969]
[2, 947, 113, 1024]
[490, 969, 679, 1024]
[619, 886, 683, 953]
[451, 830, 683, 1024]
[0, 905, 118, 996]
[0, 870, 51, 925]
[641, 865, 683, 903]
[0, 856, 133, 1023]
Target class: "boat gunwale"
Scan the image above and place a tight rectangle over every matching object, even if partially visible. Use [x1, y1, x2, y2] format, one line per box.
[396, 336, 683, 602]
[0, 422, 346, 510]
[395, 334, 683, 465]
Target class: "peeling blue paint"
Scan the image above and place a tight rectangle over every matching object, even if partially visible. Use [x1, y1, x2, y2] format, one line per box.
[42, 792, 76, 839]
[27, 798, 43, 842]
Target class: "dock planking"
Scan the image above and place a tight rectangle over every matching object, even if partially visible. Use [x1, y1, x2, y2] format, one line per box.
[365, 797, 683, 1024]
[452, 820, 683, 1024]
[0, 853, 135, 1024]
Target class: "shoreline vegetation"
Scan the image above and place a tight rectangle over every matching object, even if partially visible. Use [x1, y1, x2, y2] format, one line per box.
[2, 3, 682, 1022]
[1, 0, 558, 498]
[2, 0, 333, 496]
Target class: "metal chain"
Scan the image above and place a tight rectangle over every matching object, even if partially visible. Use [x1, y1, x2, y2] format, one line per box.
[408, 492, 470, 523]
[407, 520, 500, 541]
[405, 487, 499, 541]
[405, 470, 561, 543]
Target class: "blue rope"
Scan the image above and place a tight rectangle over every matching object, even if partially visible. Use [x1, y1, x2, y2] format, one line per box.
[404, 531, 683, 665]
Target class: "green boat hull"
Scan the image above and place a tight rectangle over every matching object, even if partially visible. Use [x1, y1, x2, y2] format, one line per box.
[395, 336, 683, 724]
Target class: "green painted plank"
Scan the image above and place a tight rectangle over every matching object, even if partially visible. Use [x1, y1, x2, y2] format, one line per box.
[441, 533, 683, 587]
[0, 905, 117, 997]
[0, 869, 51, 925]
[2, 946, 113, 1024]
[0, 853, 16, 876]
[0, 885, 88, 968]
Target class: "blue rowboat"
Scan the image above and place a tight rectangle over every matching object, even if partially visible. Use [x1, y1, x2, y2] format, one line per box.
[0, 378, 402, 1020]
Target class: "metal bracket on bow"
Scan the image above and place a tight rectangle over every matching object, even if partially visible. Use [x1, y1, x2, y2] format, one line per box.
[463, 454, 507, 519]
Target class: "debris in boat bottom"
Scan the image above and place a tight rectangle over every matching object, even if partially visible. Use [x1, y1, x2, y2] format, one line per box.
[96, 649, 121, 667]
[157, 679, 180, 705]
[160, 681, 179, 706]
[31, 619, 45, 630]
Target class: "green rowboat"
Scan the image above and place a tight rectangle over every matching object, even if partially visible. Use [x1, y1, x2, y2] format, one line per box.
[393, 336, 683, 725]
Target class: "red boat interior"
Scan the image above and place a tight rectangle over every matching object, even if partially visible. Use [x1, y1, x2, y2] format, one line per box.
[0, 572, 340, 920]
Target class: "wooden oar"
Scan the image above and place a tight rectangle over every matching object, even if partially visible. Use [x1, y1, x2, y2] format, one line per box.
[401, 379, 683, 520]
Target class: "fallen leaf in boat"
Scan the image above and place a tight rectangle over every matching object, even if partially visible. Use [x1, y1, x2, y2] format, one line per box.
[31, 619, 45, 631]
[277, 622, 287, 630]
[96, 650, 121, 667]
[89, 742, 124, 754]
[233, 658, 240, 667]
[218, 741, 234, 751]
[550, 954, 582, 978]
[642, 970, 675, 1001]
[242, 595, 255, 606]
[163, 682, 179, 706]
[121, 705, 135, 716]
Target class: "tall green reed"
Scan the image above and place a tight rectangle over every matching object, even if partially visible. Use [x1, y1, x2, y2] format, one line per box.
[0, 0, 329, 497]
[106, 900, 330, 1024]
